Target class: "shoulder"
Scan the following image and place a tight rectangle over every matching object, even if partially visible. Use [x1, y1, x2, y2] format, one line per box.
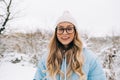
[34, 53, 48, 80]
[83, 47, 104, 71]
[83, 47, 97, 61]
[37, 53, 48, 68]
[83, 48, 106, 80]
[82, 47, 102, 70]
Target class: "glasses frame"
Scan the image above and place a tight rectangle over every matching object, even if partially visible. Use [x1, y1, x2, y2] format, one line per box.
[56, 26, 76, 35]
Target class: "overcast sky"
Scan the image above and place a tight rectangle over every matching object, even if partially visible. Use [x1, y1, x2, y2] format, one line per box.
[9, 0, 120, 36]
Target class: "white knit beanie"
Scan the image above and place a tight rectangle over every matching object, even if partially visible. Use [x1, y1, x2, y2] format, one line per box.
[55, 11, 78, 27]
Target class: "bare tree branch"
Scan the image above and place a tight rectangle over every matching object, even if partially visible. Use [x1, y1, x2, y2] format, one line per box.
[0, 14, 5, 18]
[0, 0, 2, 1]
[9, 10, 21, 20]
[0, 0, 21, 34]
[0, 14, 4, 17]
[2, 0, 12, 26]
[0, 0, 12, 34]
[2, 0, 7, 6]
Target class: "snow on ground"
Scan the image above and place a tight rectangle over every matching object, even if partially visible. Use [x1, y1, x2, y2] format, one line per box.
[0, 52, 37, 80]
[0, 62, 36, 80]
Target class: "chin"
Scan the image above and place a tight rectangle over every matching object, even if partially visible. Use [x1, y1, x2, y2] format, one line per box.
[62, 42, 70, 46]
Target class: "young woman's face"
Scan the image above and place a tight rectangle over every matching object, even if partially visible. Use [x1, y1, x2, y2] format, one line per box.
[56, 22, 75, 47]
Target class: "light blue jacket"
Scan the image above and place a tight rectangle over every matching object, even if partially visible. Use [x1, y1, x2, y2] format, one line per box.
[33, 48, 106, 80]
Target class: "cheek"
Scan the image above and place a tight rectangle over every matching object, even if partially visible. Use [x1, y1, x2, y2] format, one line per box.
[56, 34, 61, 41]
[70, 34, 75, 40]
[70, 32, 75, 38]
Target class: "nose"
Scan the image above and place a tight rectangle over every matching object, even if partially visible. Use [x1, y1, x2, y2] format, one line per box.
[63, 29, 67, 34]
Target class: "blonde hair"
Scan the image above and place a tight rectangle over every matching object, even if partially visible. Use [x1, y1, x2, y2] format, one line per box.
[46, 28, 85, 80]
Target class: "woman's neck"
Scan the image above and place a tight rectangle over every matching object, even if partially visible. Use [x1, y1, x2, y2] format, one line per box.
[64, 45, 68, 49]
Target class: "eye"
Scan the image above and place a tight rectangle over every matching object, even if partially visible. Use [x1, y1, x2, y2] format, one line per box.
[58, 28, 64, 30]
[67, 27, 73, 31]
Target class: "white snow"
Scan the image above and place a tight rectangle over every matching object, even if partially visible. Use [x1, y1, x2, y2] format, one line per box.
[0, 62, 36, 80]
[0, 52, 37, 80]
[0, 31, 119, 80]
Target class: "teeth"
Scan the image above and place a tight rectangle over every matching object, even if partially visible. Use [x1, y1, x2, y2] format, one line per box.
[62, 37, 68, 38]
[62, 37, 69, 39]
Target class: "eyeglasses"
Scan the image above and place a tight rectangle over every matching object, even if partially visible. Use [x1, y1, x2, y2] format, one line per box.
[56, 27, 75, 34]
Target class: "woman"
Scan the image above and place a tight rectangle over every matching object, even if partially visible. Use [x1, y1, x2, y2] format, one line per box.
[33, 11, 106, 80]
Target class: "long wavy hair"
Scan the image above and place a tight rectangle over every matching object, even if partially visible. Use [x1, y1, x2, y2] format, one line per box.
[46, 27, 85, 80]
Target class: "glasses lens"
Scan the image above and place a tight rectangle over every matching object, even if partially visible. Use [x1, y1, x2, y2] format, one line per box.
[57, 28, 64, 34]
[66, 27, 74, 33]
[56, 27, 75, 34]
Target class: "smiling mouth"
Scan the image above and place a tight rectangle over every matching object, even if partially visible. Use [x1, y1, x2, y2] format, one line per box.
[61, 37, 70, 40]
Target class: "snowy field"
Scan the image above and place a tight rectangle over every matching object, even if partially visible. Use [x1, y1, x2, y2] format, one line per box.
[0, 52, 36, 80]
[0, 32, 120, 80]
[0, 62, 36, 80]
